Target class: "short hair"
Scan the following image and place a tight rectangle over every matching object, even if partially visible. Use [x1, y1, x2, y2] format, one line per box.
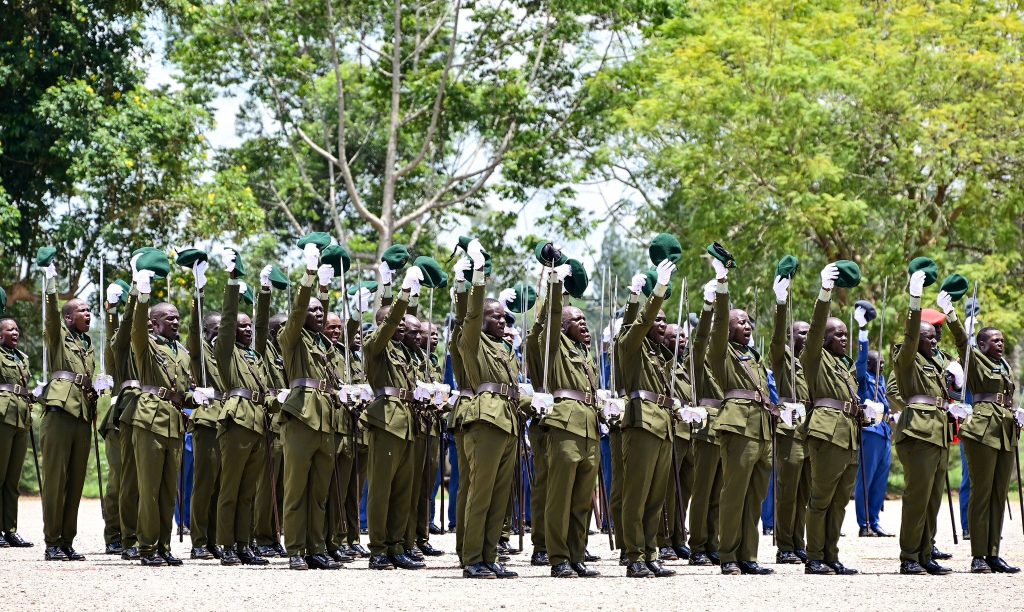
[62, 299, 84, 319]
[325, 312, 342, 325]
[269, 313, 287, 327]
[203, 312, 221, 327]
[0, 316, 17, 329]
[375, 306, 391, 325]
[977, 327, 1000, 344]
[149, 302, 177, 319]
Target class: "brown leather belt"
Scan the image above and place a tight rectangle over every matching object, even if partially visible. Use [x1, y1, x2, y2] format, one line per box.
[698, 398, 723, 409]
[374, 387, 412, 401]
[210, 389, 224, 401]
[724, 389, 767, 403]
[812, 398, 861, 417]
[290, 378, 332, 393]
[226, 388, 267, 404]
[140, 385, 186, 407]
[476, 383, 520, 402]
[906, 395, 945, 407]
[0, 383, 30, 399]
[120, 379, 141, 392]
[553, 389, 596, 407]
[973, 392, 1012, 407]
[52, 370, 92, 389]
[628, 390, 671, 408]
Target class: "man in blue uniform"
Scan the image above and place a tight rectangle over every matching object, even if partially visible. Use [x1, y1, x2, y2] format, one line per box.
[853, 303, 894, 537]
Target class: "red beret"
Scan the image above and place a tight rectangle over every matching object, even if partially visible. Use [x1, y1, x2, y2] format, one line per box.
[921, 308, 946, 326]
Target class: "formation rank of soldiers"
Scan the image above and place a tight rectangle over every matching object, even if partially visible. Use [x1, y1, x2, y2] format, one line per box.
[0, 230, 1021, 578]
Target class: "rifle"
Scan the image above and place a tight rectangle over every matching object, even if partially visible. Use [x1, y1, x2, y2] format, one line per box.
[29, 428, 42, 496]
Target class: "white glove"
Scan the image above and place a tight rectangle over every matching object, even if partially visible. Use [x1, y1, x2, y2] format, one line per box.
[964, 315, 980, 335]
[680, 405, 708, 424]
[106, 282, 124, 305]
[303, 243, 320, 272]
[945, 360, 965, 391]
[350, 287, 372, 314]
[193, 387, 215, 405]
[518, 383, 535, 399]
[317, 264, 334, 287]
[948, 401, 973, 420]
[538, 266, 551, 287]
[357, 384, 373, 402]
[655, 259, 676, 286]
[711, 258, 728, 280]
[260, 265, 272, 289]
[378, 261, 393, 285]
[498, 288, 516, 307]
[220, 249, 236, 273]
[854, 306, 868, 328]
[93, 374, 114, 393]
[780, 402, 806, 427]
[453, 257, 472, 283]
[402, 266, 424, 295]
[33, 383, 46, 398]
[1015, 408, 1024, 428]
[629, 273, 647, 295]
[772, 275, 789, 304]
[909, 270, 926, 298]
[863, 399, 884, 422]
[44, 262, 57, 281]
[553, 263, 572, 282]
[237, 281, 248, 297]
[466, 239, 486, 268]
[447, 390, 461, 407]
[414, 381, 433, 402]
[531, 392, 554, 416]
[506, 326, 522, 351]
[133, 269, 155, 295]
[820, 263, 839, 291]
[130, 253, 142, 274]
[337, 386, 352, 405]
[936, 290, 954, 315]
[702, 279, 717, 303]
[276, 389, 290, 404]
[433, 384, 451, 406]
[193, 260, 209, 290]
[602, 397, 625, 419]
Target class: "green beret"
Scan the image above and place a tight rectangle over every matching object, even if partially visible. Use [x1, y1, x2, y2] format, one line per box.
[834, 260, 861, 288]
[174, 248, 208, 268]
[642, 269, 673, 299]
[940, 273, 969, 301]
[241, 285, 255, 306]
[909, 257, 939, 287]
[0, 287, 6, 315]
[534, 241, 567, 266]
[649, 233, 683, 265]
[297, 232, 332, 251]
[114, 279, 132, 304]
[382, 245, 411, 271]
[776, 255, 800, 279]
[227, 248, 245, 277]
[131, 246, 158, 258]
[706, 242, 736, 268]
[320, 245, 351, 277]
[508, 282, 537, 314]
[564, 259, 589, 298]
[347, 280, 379, 296]
[439, 271, 450, 288]
[136, 249, 171, 279]
[413, 256, 446, 289]
[35, 246, 57, 267]
[269, 265, 291, 290]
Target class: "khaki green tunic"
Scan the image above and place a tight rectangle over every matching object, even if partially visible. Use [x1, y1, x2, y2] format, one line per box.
[688, 299, 725, 556]
[0, 344, 32, 535]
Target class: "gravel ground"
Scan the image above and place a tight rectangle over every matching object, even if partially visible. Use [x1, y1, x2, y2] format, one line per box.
[3, 496, 1022, 610]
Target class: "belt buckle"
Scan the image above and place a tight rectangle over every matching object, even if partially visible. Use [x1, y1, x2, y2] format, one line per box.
[74, 373, 85, 386]
[157, 387, 168, 400]
[399, 389, 409, 401]
[584, 392, 592, 406]
[754, 391, 762, 403]
[656, 394, 666, 407]
[253, 391, 263, 404]
[936, 396, 943, 407]
[317, 379, 328, 393]
[996, 392, 1004, 405]
[497, 384, 508, 397]
[12, 385, 21, 396]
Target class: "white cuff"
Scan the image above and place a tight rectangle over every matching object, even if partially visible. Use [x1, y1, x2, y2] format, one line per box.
[653, 284, 667, 298]
[858, 329, 869, 342]
[817, 288, 832, 302]
[716, 281, 728, 294]
[472, 268, 486, 285]
[909, 296, 921, 310]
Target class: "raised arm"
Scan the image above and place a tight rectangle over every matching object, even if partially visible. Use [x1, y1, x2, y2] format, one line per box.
[254, 286, 271, 355]
[363, 292, 410, 358]
[280, 273, 313, 353]
[799, 291, 831, 384]
[186, 292, 203, 374]
[131, 291, 150, 375]
[216, 282, 240, 382]
[619, 291, 664, 353]
[708, 282, 730, 383]
[769, 300, 788, 375]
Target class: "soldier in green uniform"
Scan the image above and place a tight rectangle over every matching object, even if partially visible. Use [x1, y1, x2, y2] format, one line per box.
[537, 270, 601, 578]
[687, 279, 724, 567]
[130, 266, 191, 567]
[414, 320, 445, 557]
[616, 259, 677, 578]
[342, 289, 372, 558]
[277, 244, 342, 571]
[112, 279, 144, 561]
[360, 266, 423, 570]
[398, 313, 429, 564]
[98, 282, 130, 555]
[213, 255, 274, 567]
[769, 273, 811, 565]
[522, 280, 551, 568]
[893, 268, 952, 575]
[658, 323, 694, 562]
[608, 285, 642, 565]
[457, 238, 521, 579]
[0, 314, 34, 548]
[323, 311, 356, 565]
[448, 259, 473, 565]
[799, 263, 862, 575]
[254, 309, 287, 558]
[707, 256, 774, 576]
[937, 289, 1020, 574]
[39, 256, 95, 562]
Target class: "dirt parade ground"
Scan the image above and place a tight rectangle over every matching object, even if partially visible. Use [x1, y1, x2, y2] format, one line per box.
[3, 496, 1022, 611]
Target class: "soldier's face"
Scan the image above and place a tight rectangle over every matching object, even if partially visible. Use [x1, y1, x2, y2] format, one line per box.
[980, 330, 1005, 360]
[918, 323, 937, 357]
[236, 314, 253, 347]
[647, 310, 667, 344]
[403, 316, 421, 349]
[64, 299, 92, 334]
[791, 321, 810, 353]
[203, 316, 220, 344]
[824, 319, 848, 355]
[661, 324, 686, 356]
[728, 309, 752, 345]
[0, 320, 20, 349]
[305, 298, 324, 333]
[151, 306, 181, 340]
[350, 331, 362, 352]
[484, 302, 506, 339]
[562, 306, 590, 346]
[429, 324, 439, 351]
[324, 314, 342, 343]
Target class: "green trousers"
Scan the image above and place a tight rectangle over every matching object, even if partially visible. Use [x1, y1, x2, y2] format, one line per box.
[367, 427, 414, 557]
[190, 423, 220, 548]
[344, 441, 368, 545]
[717, 431, 771, 564]
[609, 428, 624, 550]
[404, 433, 427, 551]
[963, 438, 1013, 558]
[894, 437, 947, 564]
[280, 417, 334, 556]
[216, 421, 264, 548]
[253, 430, 283, 547]
[101, 427, 122, 545]
[621, 427, 671, 563]
[528, 423, 549, 554]
[462, 422, 516, 566]
[40, 409, 91, 548]
[132, 426, 181, 555]
[415, 434, 440, 545]
[688, 438, 723, 555]
[805, 437, 858, 562]
[544, 428, 598, 565]
[660, 436, 694, 548]
[455, 429, 470, 562]
[0, 423, 28, 534]
[326, 432, 356, 552]
[118, 423, 140, 548]
[775, 433, 810, 552]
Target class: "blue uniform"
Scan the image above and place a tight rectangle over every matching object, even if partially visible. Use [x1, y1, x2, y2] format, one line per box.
[760, 371, 779, 530]
[175, 415, 195, 529]
[854, 338, 891, 531]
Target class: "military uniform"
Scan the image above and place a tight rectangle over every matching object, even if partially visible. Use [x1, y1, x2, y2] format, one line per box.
[98, 303, 126, 551]
[709, 280, 772, 570]
[253, 288, 285, 554]
[112, 291, 144, 556]
[687, 302, 724, 563]
[448, 281, 472, 562]
[187, 293, 224, 554]
[0, 341, 32, 543]
[410, 348, 443, 554]
[659, 345, 694, 556]
[799, 288, 861, 569]
[325, 325, 359, 561]
[341, 327, 369, 551]
[523, 308, 549, 562]
[40, 288, 95, 556]
[769, 299, 810, 559]
[608, 296, 641, 556]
